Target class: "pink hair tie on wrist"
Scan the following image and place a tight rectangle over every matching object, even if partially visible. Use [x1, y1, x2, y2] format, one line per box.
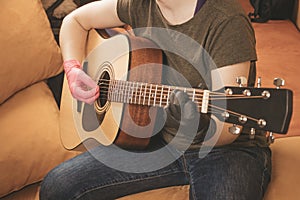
[63, 59, 99, 104]
[63, 59, 81, 74]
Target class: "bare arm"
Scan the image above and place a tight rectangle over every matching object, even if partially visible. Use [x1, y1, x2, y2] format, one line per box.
[60, 0, 125, 104]
[59, 0, 125, 62]
[205, 61, 251, 146]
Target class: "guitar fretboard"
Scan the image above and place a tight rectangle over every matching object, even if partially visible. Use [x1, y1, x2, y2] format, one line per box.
[105, 79, 209, 113]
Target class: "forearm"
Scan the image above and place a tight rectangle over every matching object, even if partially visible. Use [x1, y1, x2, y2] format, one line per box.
[206, 62, 251, 146]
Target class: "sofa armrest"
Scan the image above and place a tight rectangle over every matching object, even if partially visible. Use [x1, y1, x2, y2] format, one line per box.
[265, 136, 300, 199]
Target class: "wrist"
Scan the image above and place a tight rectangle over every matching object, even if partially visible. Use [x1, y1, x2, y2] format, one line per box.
[63, 59, 81, 74]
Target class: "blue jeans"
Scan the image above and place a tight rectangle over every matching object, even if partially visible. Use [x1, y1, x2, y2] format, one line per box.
[40, 139, 271, 200]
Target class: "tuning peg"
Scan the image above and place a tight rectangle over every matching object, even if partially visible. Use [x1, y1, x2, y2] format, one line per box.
[273, 78, 285, 89]
[236, 77, 247, 87]
[257, 77, 262, 88]
[267, 132, 275, 144]
[249, 128, 256, 140]
[229, 124, 241, 135]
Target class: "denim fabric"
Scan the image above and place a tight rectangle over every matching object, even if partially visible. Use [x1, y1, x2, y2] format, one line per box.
[40, 141, 271, 200]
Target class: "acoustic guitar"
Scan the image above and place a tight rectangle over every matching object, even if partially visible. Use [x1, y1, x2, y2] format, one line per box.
[69, 30, 293, 150]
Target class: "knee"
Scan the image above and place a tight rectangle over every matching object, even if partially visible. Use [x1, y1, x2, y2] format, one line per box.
[39, 166, 71, 200]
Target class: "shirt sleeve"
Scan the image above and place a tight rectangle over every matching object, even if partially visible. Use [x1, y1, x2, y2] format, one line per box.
[208, 15, 257, 68]
[116, 0, 132, 25]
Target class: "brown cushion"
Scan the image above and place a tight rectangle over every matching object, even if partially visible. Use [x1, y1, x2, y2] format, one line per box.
[0, 0, 63, 104]
[0, 82, 79, 197]
[118, 185, 189, 200]
[265, 136, 300, 199]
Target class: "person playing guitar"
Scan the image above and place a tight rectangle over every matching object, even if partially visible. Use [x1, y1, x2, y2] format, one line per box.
[40, 0, 278, 199]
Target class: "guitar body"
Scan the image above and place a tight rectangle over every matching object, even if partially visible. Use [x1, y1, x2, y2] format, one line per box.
[72, 33, 163, 149]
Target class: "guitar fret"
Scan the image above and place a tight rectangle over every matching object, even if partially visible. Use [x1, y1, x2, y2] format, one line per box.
[143, 83, 147, 105]
[119, 82, 123, 102]
[114, 81, 118, 102]
[122, 82, 127, 103]
[159, 85, 164, 107]
[132, 82, 136, 104]
[166, 86, 171, 106]
[154, 85, 158, 106]
[130, 81, 134, 104]
[134, 82, 138, 104]
[125, 81, 128, 103]
[148, 84, 152, 106]
[124, 81, 130, 103]
[139, 83, 144, 104]
[120, 81, 124, 102]
[111, 80, 116, 102]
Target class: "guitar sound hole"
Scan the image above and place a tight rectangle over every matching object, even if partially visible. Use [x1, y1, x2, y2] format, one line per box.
[97, 71, 110, 108]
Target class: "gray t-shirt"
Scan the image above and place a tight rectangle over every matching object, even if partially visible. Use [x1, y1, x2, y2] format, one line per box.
[117, 0, 268, 148]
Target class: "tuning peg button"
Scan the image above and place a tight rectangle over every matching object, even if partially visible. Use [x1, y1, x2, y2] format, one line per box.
[257, 77, 262, 88]
[236, 77, 247, 87]
[229, 125, 241, 135]
[267, 132, 275, 144]
[257, 119, 267, 128]
[273, 78, 285, 89]
[249, 128, 256, 140]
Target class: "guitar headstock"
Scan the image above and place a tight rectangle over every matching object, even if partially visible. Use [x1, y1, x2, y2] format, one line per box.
[212, 78, 293, 134]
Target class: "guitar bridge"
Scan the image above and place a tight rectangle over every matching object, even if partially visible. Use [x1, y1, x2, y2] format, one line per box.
[201, 90, 209, 113]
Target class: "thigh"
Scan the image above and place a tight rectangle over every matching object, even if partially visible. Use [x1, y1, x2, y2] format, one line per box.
[40, 144, 188, 200]
[186, 146, 272, 200]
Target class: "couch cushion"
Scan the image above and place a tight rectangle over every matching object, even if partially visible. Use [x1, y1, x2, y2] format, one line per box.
[264, 136, 300, 199]
[0, 0, 63, 104]
[0, 82, 79, 198]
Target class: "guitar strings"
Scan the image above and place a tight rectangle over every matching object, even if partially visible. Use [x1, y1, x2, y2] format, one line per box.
[95, 79, 263, 123]
[97, 79, 263, 100]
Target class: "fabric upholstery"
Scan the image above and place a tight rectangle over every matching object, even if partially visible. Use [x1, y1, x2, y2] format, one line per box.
[0, 82, 79, 197]
[264, 136, 300, 199]
[1, 183, 39, 200]
[0, 0, 62, 104]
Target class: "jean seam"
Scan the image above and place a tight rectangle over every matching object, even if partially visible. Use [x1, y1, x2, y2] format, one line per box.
[260, 150, 270, 197]
[73, 170, 184, 200]
[181, 155, 195, 200]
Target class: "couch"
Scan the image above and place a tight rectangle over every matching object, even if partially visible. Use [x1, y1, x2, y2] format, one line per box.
[0, 0, 81, 199]
[0, 0, 299, 199]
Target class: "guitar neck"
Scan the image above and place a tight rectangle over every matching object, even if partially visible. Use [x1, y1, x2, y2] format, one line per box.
[104, 79, 208, 112]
